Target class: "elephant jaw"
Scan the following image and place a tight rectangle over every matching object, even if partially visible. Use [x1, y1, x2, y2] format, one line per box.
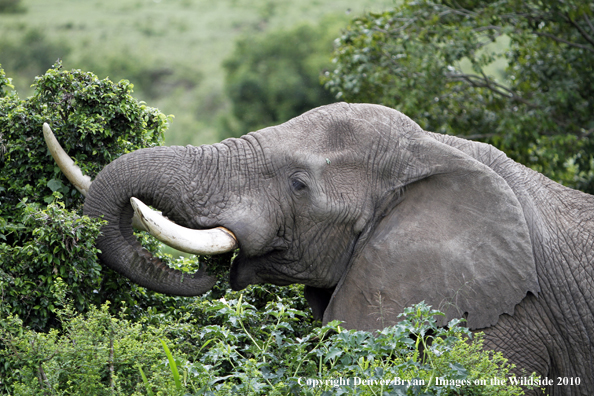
[130, 197, 238, 255]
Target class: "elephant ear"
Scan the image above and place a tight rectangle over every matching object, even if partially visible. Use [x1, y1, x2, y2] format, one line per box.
[323, 134, 539, 330]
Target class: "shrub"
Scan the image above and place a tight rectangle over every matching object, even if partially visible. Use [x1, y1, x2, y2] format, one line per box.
[1, 298, 534, 395]
[0, 295, 180, 395]
[0, 202, 104, 331]
[179, 299, 534, 395]
[0, 62, 171, 328]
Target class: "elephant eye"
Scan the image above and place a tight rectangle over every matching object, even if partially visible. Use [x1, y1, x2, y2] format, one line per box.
[291, 178, 307, 192]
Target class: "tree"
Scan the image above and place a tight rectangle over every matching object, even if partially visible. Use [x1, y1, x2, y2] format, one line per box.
[323, 0, 594, 193]
[0, 0, 25, 14]
[221, 19, 343, 139]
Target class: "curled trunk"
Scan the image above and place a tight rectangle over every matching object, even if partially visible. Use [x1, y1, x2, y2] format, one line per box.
[83, 146, 218, 296]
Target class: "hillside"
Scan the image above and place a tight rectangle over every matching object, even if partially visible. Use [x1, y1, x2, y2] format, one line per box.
[0, 0, 394, 145]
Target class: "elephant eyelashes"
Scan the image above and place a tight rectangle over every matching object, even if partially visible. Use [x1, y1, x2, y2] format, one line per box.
[291, 178, 307, 192]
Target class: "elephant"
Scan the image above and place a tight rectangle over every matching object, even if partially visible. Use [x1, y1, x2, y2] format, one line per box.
[46, 102, 593, 395]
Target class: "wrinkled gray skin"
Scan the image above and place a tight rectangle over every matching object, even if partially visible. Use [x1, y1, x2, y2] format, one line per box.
[84, 103, 593, 395]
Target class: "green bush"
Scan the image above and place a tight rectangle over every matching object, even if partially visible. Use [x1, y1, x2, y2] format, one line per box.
[1, 298, 534, 395]
[179, 299, 534, 395]
[0, 62, 170, 328]
[0, 202, 104, 331]
[1, 295, 180, 395]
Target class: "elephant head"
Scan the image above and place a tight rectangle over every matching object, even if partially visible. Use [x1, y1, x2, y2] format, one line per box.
[46, 102, 539, 330]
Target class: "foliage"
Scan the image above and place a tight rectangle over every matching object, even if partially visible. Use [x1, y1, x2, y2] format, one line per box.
[0, 0, 389, 147]
[0, 202, 104, 331]
[0, 61, 167, 214]
[0, 0, 25, 14]
[221, 18, 342, 138]
[323, 0, 594, 193]
[0, 289, 182, 395]
[1, 298, 532, 396]
[0, 65, 13, 97]
[180, 299, 532, 395]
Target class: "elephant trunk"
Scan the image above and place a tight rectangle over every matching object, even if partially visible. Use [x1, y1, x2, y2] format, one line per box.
[83, 145, 221, 296]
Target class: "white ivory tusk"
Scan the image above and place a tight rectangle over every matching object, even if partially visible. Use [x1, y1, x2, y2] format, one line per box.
[43, 123, 92, 196]
[130, 197, 238, 255]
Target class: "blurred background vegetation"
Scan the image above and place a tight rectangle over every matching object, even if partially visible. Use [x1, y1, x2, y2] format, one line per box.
[2, 0, 592, 193]
[0, 0, 393, 146]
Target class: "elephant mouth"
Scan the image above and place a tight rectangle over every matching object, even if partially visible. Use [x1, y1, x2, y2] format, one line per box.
[131, 195, 298, 292]
[131, 197, 288, 292]
[229, 248, 295, 291]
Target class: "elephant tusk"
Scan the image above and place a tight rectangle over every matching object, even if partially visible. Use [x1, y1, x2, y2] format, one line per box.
[43, 123, 152, 232]
[130, 197, 238, 255]
[43, 123, 93, 196]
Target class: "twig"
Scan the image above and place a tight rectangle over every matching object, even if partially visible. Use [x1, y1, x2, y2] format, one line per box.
[585, 15, 594, 35]
[445, 71, 537, 108]
[37, 363, 52, 396]
[534, 31, 594, 54]
[564, 13, 594, 49]
[109, 328, 115, 391]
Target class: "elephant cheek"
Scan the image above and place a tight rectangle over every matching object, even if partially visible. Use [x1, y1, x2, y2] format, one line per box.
[229, 255, 262, 291]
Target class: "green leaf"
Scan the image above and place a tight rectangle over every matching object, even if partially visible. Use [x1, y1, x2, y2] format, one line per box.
[448, 362, 468, 379]
[160, 339, 182, 391]
[324, 346, 343, 362]
[137, 365, 155, 396]
[47, 179, 64, 192]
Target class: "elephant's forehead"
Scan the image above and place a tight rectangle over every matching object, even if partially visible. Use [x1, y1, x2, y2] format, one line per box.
[276, 103, 422, 150]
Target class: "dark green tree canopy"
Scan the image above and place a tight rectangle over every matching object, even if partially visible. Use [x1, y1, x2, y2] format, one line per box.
[323, 0, 594, 193]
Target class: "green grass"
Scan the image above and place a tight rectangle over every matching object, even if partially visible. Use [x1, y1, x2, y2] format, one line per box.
[0, 0, 395, 146]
